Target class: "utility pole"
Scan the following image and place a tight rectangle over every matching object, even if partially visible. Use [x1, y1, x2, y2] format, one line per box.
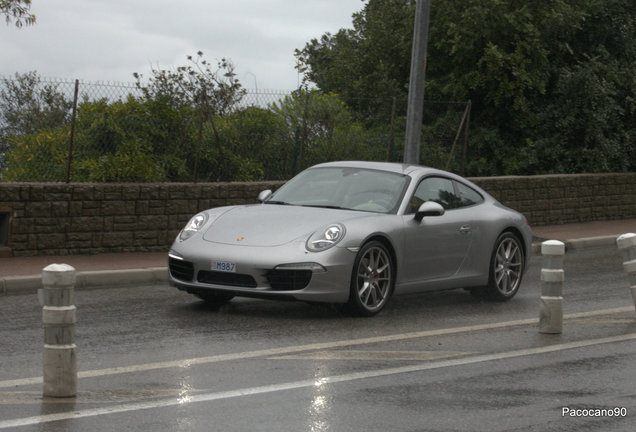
[404, 0, 431, 165]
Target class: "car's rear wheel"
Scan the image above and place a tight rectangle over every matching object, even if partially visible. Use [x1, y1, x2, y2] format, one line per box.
[347, 241, 394, 316]
[485, 232, 524, 301]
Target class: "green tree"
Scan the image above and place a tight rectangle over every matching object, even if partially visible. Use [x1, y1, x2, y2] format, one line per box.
[0, 72, 71, 175]
[71, 98, 182, 182]
[270, 90, 384, 174]
[1, 97, 174, 182]
[1, 55, 251, 183]
[134, 52, 246, 181]
[427, 0, 599, 174]
[213, 107, 287, 180]
[0, 72, 71, 137]
[296, 0, 414, 124]
[1, 128, 68, 181]
[297, 0, 636, 175]
[134, 52, 244, 115]
[1, 0, 35, 27]
[530, 0, 636, 173]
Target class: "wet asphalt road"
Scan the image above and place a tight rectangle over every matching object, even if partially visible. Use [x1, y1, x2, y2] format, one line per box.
[1, 245, 635, 431]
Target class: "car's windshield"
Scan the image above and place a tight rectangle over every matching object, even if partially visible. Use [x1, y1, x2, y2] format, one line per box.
[267, 167, 410, 214]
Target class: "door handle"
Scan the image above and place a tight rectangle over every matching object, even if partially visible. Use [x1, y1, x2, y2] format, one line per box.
[459, 225, 472, 234]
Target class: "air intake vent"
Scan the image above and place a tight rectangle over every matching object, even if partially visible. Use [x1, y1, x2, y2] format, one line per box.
[197, 271, 257, 288]
[267, 269, 312, 291]
[169, 258, 195, 281]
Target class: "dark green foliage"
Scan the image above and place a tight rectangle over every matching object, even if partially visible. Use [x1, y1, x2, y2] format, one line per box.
[0, 72, 72, 178]
[296, 0, 415, 124]
[0, 71, 389, 182]
[297, 0, 636, 175]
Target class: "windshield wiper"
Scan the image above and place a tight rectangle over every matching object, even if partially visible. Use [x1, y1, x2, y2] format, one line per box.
[264, 200, 291, 205]
[301, 204, 347, 210]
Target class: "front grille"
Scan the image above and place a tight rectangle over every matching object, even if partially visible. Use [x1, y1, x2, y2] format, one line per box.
[266, 269, 312, 291]
[169, 258, 194, 281]
[197, 271, 257, 288]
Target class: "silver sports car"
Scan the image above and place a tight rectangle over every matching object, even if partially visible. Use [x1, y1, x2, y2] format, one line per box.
[168, 161, 532, 316]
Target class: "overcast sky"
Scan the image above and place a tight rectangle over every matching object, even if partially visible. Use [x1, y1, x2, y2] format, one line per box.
[1, 0, 365, 90]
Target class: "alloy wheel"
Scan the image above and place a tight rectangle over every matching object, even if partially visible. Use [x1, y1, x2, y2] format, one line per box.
[355, 245, 392, 312]
[493, 237, 523, 295]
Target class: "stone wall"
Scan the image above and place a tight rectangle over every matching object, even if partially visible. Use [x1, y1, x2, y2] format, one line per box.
[474, 173, 636, 225]
[0, 181, 282, 257]
[0, 173, 634, 257]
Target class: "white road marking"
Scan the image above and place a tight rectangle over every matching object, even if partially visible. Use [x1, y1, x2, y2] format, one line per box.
[1, 332, 635, 429]
[0, 306, 632, 389]
[269, 350, 472, 361]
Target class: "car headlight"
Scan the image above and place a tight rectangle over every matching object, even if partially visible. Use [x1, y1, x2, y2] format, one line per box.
[179, 212, 209, 241]
[306, 224, 345, 252]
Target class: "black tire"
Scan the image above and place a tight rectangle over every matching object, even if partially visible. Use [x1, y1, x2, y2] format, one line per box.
[346, 241, 395, 316]
[485, 232, 524, 301]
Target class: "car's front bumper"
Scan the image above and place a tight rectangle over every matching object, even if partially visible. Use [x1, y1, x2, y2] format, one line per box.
[168, 238, 356, 304]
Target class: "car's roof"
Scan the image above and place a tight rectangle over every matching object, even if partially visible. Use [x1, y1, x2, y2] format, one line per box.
[312, 160, 449, 177]
[310, 161, 491, 200]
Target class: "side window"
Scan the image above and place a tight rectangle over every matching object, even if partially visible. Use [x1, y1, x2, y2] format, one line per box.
[455, 182, 483, 207]
[409, 177, 458, 211]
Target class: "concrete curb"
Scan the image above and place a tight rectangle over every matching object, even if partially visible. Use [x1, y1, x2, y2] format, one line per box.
[1, 267, 168, 296]
[531, 235, 619, 255]
[564, 235, 621, 249]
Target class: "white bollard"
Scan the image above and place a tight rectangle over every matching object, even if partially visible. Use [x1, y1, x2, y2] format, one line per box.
[616, 233, 636, 310]
[41, 264, 77, 398]
[540, 240, 565, 334]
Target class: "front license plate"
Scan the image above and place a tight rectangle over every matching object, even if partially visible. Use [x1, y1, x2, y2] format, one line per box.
[211, 260, 236, 273]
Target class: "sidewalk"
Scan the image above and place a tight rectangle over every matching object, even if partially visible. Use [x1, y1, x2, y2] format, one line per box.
[531, 218, 636, 246]
[0, 252, 166, 278]
[0, 252, 168, 296]
[1, 219, 634, 295]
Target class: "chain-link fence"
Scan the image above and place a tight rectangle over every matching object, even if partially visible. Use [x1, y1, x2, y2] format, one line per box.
[0, 75, 470, 183]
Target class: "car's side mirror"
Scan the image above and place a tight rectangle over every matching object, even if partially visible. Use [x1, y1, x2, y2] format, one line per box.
[415, 201, 445, 222]
[258, 189, 272, 202]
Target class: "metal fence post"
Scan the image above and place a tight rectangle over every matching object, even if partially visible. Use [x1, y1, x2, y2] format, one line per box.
[540, 240, 565, 334]
[41, 264, 77, 397]
[616, 233, 636, 310]
[65, 79, 80, 184]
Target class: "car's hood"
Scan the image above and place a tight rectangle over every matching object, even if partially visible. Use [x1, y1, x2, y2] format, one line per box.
[202, 204, 364, 246]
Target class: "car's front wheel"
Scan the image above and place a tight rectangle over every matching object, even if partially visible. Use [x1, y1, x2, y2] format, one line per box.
[485, 232, 524, 301]
[346, 241, 395, 316]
